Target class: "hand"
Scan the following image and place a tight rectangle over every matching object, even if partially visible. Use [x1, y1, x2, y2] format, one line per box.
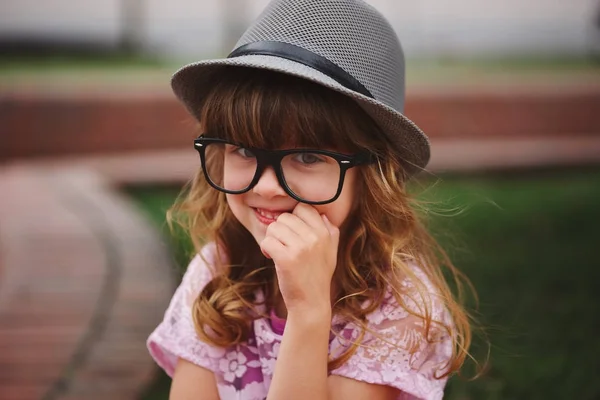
[259, 203, 340, 314]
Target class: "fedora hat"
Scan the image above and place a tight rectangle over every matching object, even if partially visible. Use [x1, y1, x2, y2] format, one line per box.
[172, 0, 430, 176]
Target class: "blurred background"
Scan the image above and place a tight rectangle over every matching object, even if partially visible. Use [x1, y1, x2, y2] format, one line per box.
[1, 0, 599, 399]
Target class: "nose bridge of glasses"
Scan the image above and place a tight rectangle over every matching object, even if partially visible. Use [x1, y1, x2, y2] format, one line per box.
[252, 152, 287, 195]
[254, 150, 286, 180]
[255, 148, 285, 168]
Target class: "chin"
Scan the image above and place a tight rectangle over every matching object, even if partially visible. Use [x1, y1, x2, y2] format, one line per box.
[249, 231, 266, 245]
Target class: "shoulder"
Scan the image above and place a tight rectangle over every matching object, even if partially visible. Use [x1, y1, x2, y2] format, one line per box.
[147, 241, 227, 376]
[375, 262, 451, 326]
[179, 242, 225, 294]
[182, 242, 217, 289]
[329, 263, 453, 399]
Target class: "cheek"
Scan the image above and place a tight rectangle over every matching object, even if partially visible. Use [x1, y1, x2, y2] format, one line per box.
[315, 169, 358, 227]
[226, 194, 246, 222]
[224, 162, 255, 191]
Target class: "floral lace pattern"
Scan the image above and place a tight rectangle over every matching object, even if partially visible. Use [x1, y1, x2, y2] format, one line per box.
[147, 243, 452, 399]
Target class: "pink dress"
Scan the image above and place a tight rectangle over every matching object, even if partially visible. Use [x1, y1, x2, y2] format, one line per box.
[147, 243, 453, 399]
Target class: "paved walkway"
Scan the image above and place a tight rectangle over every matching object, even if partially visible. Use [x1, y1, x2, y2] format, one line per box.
[0, 164, 175, 400]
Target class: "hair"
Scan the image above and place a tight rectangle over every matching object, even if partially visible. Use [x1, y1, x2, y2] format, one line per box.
[168, 67, 476, 377]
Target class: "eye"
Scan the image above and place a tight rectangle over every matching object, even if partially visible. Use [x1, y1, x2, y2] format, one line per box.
[230, 146, 255, 158]
[295, 152, 324, 165]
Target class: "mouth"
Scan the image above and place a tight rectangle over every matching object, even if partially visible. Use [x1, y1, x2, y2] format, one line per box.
[253, 208, 292, 225]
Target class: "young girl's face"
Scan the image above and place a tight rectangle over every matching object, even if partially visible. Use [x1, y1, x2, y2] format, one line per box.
[199, 70, 376, 244]
[226, 158, 358, 244]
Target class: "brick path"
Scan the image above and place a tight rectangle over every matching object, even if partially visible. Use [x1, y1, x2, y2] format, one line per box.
[0, 164, 175, 400]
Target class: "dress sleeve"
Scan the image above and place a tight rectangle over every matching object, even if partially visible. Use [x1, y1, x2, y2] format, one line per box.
[147, 243, 226, 377]
[329, 268, 453, 400]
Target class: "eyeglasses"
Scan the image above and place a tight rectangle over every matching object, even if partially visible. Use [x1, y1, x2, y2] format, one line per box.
[194, 136, 374, 205]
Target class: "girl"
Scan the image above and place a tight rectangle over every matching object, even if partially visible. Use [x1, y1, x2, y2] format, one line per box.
[148, 0, 473, 399]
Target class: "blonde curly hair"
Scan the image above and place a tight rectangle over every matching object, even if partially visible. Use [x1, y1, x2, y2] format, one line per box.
[168, 68, 474, 377]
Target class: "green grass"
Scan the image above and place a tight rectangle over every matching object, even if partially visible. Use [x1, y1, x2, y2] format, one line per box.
[124, 186, 193, 274]
[128, 169, 600, 400]
[0, 53, 174, 85]
[0, 53, 166, 71]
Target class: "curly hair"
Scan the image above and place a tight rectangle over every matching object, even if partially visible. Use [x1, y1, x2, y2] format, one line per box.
[168, 67, 475, 377]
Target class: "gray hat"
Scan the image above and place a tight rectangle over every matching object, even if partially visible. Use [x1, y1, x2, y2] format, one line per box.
[172, 0, 430, 175]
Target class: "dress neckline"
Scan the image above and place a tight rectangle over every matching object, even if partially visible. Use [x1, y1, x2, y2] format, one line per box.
[269, 308, 286, 335]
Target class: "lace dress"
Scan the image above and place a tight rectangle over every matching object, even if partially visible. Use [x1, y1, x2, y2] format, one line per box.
[147, 243, 453, 399]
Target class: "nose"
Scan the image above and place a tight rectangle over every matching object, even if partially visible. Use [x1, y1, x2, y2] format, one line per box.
[252, 166, 287, 198]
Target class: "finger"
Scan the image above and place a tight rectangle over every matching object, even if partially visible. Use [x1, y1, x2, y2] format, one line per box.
[261, 247, 271, 259]
[260, 236, 286, 262]
[321, 214, 340, 242]
[275, 212, 314, 238]
[265, 220, 301, 247]
[292, 203, 329, 233]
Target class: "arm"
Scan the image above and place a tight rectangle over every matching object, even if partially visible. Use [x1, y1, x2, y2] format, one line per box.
[266, 307, 331, 400]
[260, 203, 336, 399]
[267, 309, 399, 400]
[170, 358, 220, 400]
[261, 204, 400, 400]
[328, 376, 399, 400]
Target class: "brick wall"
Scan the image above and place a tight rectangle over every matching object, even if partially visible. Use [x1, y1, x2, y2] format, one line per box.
[1, 89, 598, 160]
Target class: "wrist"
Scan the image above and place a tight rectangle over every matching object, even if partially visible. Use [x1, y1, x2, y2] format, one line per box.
[286, 304, 332, 331]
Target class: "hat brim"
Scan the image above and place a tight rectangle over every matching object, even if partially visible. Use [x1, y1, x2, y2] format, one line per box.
[171, 54, 430, 176]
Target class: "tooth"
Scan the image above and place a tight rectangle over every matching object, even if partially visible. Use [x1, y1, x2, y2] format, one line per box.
[258, 209, 279, 219]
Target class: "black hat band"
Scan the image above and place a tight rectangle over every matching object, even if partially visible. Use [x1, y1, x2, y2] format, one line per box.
[228, 41, 374, 99]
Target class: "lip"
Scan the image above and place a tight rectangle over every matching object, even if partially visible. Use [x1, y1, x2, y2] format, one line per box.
[252, 207, 291, 225]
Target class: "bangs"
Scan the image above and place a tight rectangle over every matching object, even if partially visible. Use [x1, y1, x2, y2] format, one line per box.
[198, 67, 377, 152]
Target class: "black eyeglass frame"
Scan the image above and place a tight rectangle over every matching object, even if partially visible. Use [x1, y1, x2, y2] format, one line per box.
[193, 135, 375, 205]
